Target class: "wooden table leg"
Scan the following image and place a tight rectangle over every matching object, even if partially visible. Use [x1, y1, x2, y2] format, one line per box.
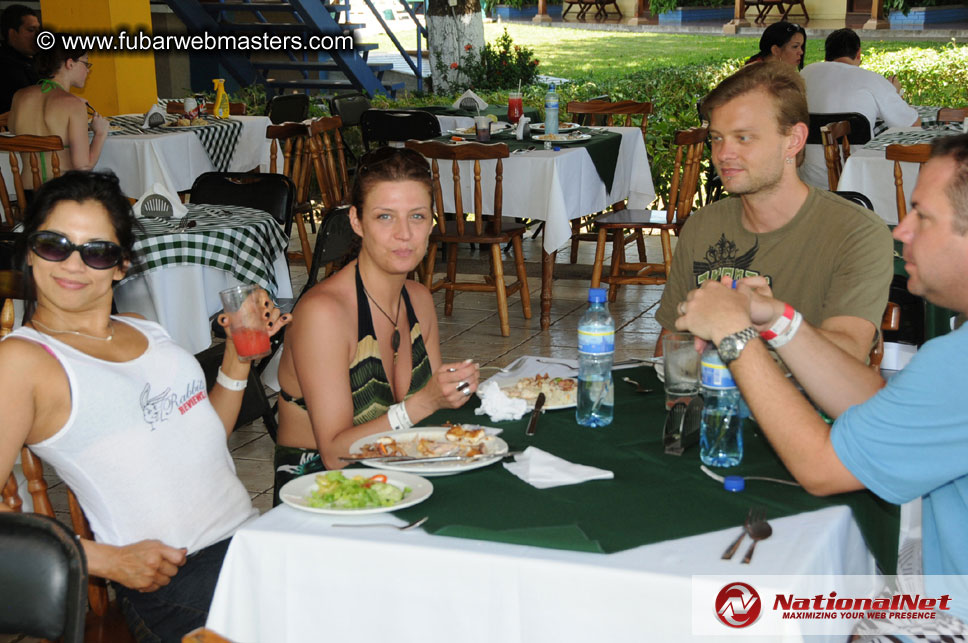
[541, 246, 556, 331]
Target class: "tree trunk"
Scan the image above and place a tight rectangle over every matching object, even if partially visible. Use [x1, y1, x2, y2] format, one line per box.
[428, 0, 485, 95]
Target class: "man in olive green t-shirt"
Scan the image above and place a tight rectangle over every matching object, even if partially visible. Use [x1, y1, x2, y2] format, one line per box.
[654, 61, 892, 362]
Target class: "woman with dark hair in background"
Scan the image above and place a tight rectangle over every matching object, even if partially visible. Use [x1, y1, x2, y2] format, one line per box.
[274, 147, 480, 497]
[9, 34, 108, 188]
[746, 21, 807, 70]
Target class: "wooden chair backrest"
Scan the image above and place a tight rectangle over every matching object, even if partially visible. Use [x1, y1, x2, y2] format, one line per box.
[819, 120, 852, 190]
[166, 101, 246, 116]
[405, 140, 509, 237]
[664, 126, 708, 227]
[869, 302, 901, 371]
[884, 143, 932, 222]
[565, 100, 653, 141]
[936, 107, 968, 124]
[0, 111, 8, 132]
[0, 135, 64, 227]
[266, 122, 312, 206]
[306, 116, 351, 211]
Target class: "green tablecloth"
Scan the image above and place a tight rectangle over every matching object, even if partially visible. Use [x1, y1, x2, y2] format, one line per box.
[416, 104, 540, 122]
[435, 127, 623, 193]
[395, 365, 900, 573]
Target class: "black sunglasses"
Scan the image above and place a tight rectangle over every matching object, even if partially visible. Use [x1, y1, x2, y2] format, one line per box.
[28, 231, 123, 270]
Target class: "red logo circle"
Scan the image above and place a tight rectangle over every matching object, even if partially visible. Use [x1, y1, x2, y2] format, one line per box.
[715, 582, 762, 628]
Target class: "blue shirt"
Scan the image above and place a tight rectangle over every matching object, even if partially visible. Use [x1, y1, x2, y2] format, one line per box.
[832, 325, 968, 620]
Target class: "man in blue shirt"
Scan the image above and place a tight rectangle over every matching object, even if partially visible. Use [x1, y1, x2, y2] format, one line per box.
[675, 133, 968, 628]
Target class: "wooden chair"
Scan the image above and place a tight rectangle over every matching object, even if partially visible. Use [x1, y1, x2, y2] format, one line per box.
[0, 134, 64, 227]
[266, 121, 313, 269]
[936, 107, 968, 124]
[405, 140, 531, 337]
[3, 449, 136, 643]
[0, 111, 9, 132]
[590, 126, 707, 302]
[870, 302, 901, 372]
[183, 628, 234, 642]
[884, 143, 932, 223]
[819, 120, 852, 190]
[564, 100, 654, 264]
[166, 101, 246, 116]
[306, 116, 352, 213]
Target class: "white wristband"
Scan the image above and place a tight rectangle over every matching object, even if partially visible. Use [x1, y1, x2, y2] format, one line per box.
[767, 311, 803, 349]
[386, 402, 413, 431]
[216, 367, 248, 391]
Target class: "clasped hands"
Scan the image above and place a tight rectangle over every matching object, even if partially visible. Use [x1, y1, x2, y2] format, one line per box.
[674, 275, 787, 345]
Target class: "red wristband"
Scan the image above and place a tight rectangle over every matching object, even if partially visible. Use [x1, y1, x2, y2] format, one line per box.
[759, 303, 795, 341]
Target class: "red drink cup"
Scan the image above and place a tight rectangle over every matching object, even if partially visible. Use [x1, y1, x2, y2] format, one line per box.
[508, 93, 523, 124]
[219, 284, 271, 362]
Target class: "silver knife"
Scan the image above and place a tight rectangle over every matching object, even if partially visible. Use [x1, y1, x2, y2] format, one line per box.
[338, 453, 497, 464]
[526, 392, 546, 436]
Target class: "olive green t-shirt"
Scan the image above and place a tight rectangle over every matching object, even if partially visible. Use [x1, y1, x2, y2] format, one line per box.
[655, 188, 894, 331]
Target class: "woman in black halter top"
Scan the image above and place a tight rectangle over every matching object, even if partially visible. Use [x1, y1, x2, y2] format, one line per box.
[273, 147, 480, 493]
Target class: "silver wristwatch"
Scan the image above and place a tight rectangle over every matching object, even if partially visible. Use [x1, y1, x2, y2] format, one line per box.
[716, 327, 759, 365]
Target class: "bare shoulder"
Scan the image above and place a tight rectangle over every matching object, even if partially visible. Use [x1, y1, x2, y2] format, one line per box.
[0, 336, 60, 382]
[290, 270, 355, 336]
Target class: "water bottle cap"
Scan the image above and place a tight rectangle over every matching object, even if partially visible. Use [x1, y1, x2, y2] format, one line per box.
[723, 476, 745, 492]
[587, 288, 607, 303]
[549, 83, 555, 91]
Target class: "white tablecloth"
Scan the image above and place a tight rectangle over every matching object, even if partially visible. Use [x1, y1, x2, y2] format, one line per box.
[207, 504, 875, 642]
[95, 115, 272, 197]
[430, 127, 655, 253]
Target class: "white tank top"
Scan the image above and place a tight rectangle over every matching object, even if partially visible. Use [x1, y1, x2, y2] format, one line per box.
[5, 316, 256, 553]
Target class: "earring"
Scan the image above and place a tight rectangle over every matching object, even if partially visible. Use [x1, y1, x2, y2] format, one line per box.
[785, 157, 793, 165]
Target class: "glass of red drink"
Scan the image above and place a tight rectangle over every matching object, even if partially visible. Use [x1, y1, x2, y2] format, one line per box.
[507, 92, 523, 124]
[219, 284, 272, 362]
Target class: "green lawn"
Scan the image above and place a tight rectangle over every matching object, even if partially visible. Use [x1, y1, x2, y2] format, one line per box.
[371, 22, 948, 82]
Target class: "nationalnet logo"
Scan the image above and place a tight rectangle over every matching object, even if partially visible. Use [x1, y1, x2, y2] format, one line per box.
[715, 582, 762, 628]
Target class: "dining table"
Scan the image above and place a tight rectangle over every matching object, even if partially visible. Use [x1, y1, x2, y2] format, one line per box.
[424, 126, 655, 329]
[415, 104, 542, 134]
[113, 203, 292, 353]
[205, 361, 899, 642]
[837, 124, 962, 225]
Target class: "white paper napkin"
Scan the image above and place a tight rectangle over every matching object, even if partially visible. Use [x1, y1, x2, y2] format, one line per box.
[141, 104, 167, 129]
[132, 182, 188, 219]
[452, 89, 488, 112]
[474, 380, 528, 422]
[503, 447, 614, 489]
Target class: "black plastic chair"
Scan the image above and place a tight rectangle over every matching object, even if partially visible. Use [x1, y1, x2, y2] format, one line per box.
[266, 93, 310, 125]
[807, 112, 872, 146]
[833, 190, 875, 211]
[359, 109, 441, 151]
[329, 92, 371, 129]
[189, 172, 296, 238]
[0, 513, 87, 643]
[304, 205, 356, 295]
[194, 343, 279, 440]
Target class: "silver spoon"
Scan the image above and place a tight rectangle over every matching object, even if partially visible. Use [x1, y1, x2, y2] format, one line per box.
[622, 376, 653, 394]
[332, 515, 428, 531]
[741, 512, 773, 564]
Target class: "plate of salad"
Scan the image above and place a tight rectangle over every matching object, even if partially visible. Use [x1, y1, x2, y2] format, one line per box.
[279, 468, 433, 515]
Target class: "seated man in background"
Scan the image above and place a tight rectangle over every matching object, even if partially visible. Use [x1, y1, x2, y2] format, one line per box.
[799, 28, 920, 188]
[673, 133, 968, 632]
[654, 61, 893, 363]
[0, 4, 39, 113]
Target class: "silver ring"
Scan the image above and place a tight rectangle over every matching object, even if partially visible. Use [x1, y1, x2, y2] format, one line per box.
[456, 381, 469, 392]
[462, 388, 472, 396]
[677, 302, 686, 315]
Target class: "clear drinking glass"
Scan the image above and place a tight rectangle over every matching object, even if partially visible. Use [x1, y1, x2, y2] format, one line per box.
[219, 284, 271, 362]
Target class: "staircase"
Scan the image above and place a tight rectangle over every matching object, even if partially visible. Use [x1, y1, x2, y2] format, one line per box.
[163, 0, 405, 97]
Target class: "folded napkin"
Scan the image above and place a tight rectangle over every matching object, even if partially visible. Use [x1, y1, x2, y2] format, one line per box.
[133, 182, 188, 219]
[475, 380, 528, 422]
[453, 89, 487, 112]
[504, 447, 614, 489]
[141, 104, 167, 129]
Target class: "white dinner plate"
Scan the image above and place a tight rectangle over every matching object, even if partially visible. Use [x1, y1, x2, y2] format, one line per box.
[447, 123, 510, 136]
[349, 427, 508, 477]
[279, 468, 433, 515]
[532, 133, 592, 144]
[531, 122, 580, 133]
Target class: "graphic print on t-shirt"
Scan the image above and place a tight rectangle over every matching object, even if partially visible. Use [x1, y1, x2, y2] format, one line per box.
[139, 379, 207, 430]
[693, 234, 772, 287]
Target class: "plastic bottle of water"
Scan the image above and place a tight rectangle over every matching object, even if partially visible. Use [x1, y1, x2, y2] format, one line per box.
[576, 288, 614, 427]
[699, 348, 744, 467]
[544, 83, 559, 136]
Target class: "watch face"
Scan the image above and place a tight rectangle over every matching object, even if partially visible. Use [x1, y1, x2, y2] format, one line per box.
[718, 336, 741, 363]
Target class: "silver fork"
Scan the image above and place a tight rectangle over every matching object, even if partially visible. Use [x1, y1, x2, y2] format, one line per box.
[741, 508, 772, 564]
[332, 515, 428, 531]
[722, 508, 752, 560]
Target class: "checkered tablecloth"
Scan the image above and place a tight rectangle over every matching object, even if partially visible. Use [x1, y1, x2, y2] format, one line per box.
[109, 114, 243, 172]
[121, 203, 289, 297]
[863, 127, 962, 150]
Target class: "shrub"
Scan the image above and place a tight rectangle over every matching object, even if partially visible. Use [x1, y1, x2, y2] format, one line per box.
[439, 28, 541, 92]
[862, 41, 968, 106]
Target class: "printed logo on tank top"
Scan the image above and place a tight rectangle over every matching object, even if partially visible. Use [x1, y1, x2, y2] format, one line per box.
[139, 380, 207, 431]
[693, 234, 772, 287]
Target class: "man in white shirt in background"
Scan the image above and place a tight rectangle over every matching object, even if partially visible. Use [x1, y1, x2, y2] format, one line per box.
[799, 28, 920, 188]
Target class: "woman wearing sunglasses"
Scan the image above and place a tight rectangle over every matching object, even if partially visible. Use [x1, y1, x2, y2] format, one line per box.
[273, 147, 479, 498]
[0, 171, 291, 641]
[746, 22, 807, 70]
[8, 34, 109, 189]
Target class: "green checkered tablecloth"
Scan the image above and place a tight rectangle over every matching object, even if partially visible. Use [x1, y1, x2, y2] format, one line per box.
[863, 127, 961, 151]
[109, 114, 243, 172]
[121, 203, 289, 297]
